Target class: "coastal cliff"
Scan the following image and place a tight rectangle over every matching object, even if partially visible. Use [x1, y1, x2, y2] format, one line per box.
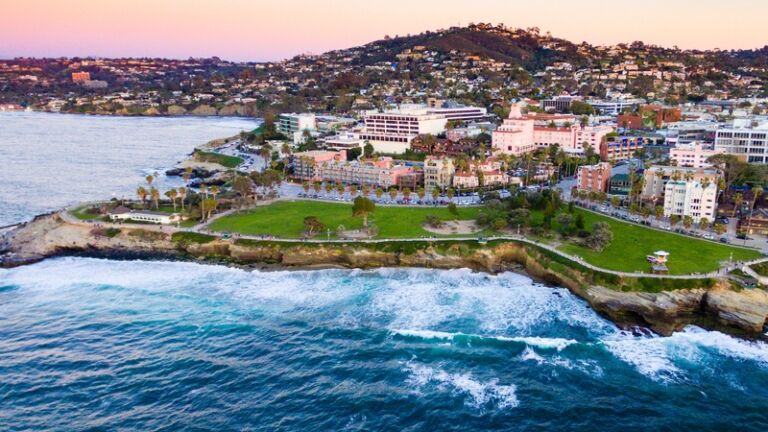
[2, 214, 767, 339]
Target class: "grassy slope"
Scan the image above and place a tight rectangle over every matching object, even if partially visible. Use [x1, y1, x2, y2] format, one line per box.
[557, 210, 760, 275]
[208, 200, 481, 238]
[207, 200, 760, 274]
[193, 150, 243, 168]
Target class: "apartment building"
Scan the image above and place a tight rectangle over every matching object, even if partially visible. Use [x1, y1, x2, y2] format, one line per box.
[315, 157, 415, 188]
[669, 141, 724, 168]
[714, 121, 768, 164]
[423, 157, 456, 191]
[641, 165, 721, 202]
[576, 162, 612, 193]
[663, 180, 717, 223]
[324, 132, 365, 151]
[600, 136, 645, 162]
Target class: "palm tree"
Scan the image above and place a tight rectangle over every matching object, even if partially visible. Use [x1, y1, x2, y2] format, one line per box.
[200, 184, 209, 199]
[417, 187, 426, 201]
[745, 186, 763, 239]
[165, 188, 178, 211]
[403, 187, 412, 202]
[733, 192, 744, 217]
[313, 182, 322, 195]
[146, 175, 154, 186]
[375, 187, 384, 200]
[362, 185, 371, 198]
[302, 181, 311, 194]
[389, 188, 398, 201]
[324, 182, 333, 196]
[209, 185, 220, 201]
[336, 182, 345, 197]
[150, 187, 160, 210]
[349, 184, 359, 198]
[432, 187, 440, 201]
[654, 205, 664, 221]
[178, 187, 187, 211]
[446, 188, 455, 202]
[136, 186, 148, 207]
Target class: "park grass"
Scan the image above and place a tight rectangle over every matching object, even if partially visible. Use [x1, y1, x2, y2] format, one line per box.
[193, 150, 243, 168]
[557, 210, 761, 275]
[208, 200, 482, 239]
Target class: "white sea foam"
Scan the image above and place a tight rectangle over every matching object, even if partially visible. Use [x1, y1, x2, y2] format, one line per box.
[391, 329, 577, 351]
[519, 347, 604, 377]
[405, 363, 519, 409]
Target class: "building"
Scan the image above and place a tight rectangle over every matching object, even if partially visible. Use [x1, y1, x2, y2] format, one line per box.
[360, 106, 448, 154]
[663, 179, 717, 223]
[617, 105, 681, 130]
[72, 71, 91, 83]
[714, 121, 768, 164]
[587, 97, 644, 115]
[576, 162, 612, 193]
[574, 125, 614, 155]
[669, 142, 724, 168]
[541, 95, 581, 113]
[641, 165, 721, 203]
[533, 126, 576, 150]
[600, 136, 645, 162]
[492, 104, 535, 156]
[324, 133, 365, 151]
[292, 149, 347, 181]
[423, 157, 455, 191]
[452, 159, 509, 189]
[315, 157, 415, 188]
[609, 173, 632, 196]
[278, 113, 317, 144]
[107, 207, 179, 225]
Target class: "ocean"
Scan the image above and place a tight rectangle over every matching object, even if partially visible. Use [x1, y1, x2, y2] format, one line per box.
[1, 113, 767, 431]
[0, 111, 259, 226]
[1, 260, 768, 430]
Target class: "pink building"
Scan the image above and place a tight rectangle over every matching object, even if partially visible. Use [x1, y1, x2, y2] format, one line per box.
[492, 104, 535, 156]
[533, 126, 576, 150]
[576, 162, 612, 193]
[574, 125, 614, 155]
[292, 150, 347, 181]
[669, 141, 724, 168]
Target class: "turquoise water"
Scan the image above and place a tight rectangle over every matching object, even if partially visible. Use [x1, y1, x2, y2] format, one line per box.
[1, 258, 767, 431]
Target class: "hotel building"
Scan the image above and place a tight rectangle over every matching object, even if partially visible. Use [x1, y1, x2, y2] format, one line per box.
[714, 121, 768, 164]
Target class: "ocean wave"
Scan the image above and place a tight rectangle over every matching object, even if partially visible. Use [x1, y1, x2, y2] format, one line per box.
[391, 329, 577, 351]
[404, 363, 519, 409]
[519, 347, 604, 377]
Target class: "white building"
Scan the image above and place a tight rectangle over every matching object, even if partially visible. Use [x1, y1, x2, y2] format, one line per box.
[714, 121, 768, 164]
[278, 113, 317, 144]
[491, 104, 535, 156]
[669, 141, 724, 168]
[108, 207, 179, 225]
[360, 107, 447, 154]
[663, 180, 717, 223]
[324, 132, 365, 151]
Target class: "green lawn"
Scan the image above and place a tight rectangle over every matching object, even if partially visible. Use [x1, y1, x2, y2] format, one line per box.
[193, 150, 243, 168]
[557, 210, 761, 275]
[208, 200, 482, 239]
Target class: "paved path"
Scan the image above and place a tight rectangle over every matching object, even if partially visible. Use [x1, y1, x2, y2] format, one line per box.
[56, 201, 768, 282]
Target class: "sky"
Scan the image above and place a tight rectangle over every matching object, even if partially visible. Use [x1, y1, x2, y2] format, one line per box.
[2, 0, 767, 61]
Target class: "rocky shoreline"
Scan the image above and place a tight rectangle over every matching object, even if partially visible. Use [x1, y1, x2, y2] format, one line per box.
[2, 213, 767, 340]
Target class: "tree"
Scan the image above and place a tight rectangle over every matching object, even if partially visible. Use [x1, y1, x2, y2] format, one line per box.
[746, 185, 763, 238]
[699, 217, 710, 231]
[447, 203, 459, 219]
[446, 188, 455, 201]
[209, 186, 220, 201]
[654, 205, 664, 221]
[585, 222, 613, 251]
[713, 223, 727, 235]
[325, 182, 333, 196]
[556, 213, 574, 234]
[432, 187, 440, 201]
[403, 187, 412, 202]
[178, 187, 187, 211]
[733, 192, 743, 217]
[352, 196, 376, 228]
[375, 188, 384, 199]
[313, 182, 322, 195]
[165, 188, 178, 211]
[610, 196, 621, 209]
[302, 181, 311, 194]
[233, 175, 253, 208]
[136, 186, 148, 207]
[363, 142, 374, 158]
[670, 214, 681, 227]
[575, 212, 585, 230]
[389, 188, 398, 201]
[683, 215, 693, 230]
[303, 216, 325, 237]
[641, 206, 651, 221]
[150, 187, 160, 210]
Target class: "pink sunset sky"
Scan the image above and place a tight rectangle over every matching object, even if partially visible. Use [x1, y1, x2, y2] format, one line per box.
[2, 0, 767, 61]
